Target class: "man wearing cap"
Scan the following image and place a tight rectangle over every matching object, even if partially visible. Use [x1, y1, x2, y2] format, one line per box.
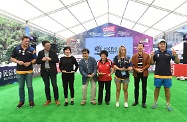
[150, 39, 179, 111]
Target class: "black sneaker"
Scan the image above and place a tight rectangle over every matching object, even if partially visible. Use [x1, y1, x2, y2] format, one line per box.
[30, 101, 34, 108]
[64, 102, 68, 106]
[98, 102, 102, 105]
[70, 101, 74, 105]
[106, 102, 110, 105]
[17, 102, 24, 108]
[142, 103, 147, 108]
[132, 102, 138, 106]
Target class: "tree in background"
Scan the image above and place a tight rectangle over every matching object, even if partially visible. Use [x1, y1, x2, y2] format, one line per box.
[5, 41, 20, 63]
[30, 29, 66, 55]
[0, 44, 5, 63]
[0, 17, 24, 49]
[0, 16, 66, 64]
[0, 17, 24, 63]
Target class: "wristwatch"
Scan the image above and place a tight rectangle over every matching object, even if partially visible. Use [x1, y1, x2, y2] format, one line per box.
[174, 54, 178, 57]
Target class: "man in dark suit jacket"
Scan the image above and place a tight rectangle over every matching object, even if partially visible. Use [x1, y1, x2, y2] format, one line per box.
[36, 41, 60, 106]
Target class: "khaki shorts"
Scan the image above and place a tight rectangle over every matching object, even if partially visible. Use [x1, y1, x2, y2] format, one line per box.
[114, 77, 130, 84]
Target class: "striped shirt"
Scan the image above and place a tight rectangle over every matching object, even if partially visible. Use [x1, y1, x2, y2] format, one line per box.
[138, 54, 143, 68]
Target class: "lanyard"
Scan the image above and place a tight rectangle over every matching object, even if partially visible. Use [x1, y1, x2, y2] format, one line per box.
[119, 58, 125, 67]
[84, 59, 89, 71]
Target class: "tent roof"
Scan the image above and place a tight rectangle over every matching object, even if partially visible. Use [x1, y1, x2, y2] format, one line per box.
[0, 0, 187, 38]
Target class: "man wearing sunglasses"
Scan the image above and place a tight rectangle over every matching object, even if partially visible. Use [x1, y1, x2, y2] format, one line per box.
[11, 36, 37, 108]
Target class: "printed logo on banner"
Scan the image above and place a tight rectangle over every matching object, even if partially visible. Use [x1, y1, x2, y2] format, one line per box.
[0, 65, 41, 86]
[102, 26, 116, 37]
[0, 67, 17, 83]
[33, 64, 41, 78]
[94, 45, 118, 55]
[140, 38, 149, 43]
[71, 39, 80, 43]
[87, 32, 102, 37]
[94, 45, 102, 55]
[117, 31, 131, 36]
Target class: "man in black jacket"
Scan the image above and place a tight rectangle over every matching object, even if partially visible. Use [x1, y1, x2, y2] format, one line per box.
[36, 41, 60, 106]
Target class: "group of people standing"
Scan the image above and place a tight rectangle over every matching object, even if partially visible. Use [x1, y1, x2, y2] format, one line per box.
[11, 36, 179, 111]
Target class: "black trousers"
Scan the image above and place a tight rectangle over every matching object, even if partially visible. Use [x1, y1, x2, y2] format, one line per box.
[134, 73, 148, 104]
[42, 69, 59, 100]
[62, 73, 74, 98]
[98, 81, 111, 103]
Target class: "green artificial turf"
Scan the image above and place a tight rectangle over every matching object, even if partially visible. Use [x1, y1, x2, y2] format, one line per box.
[0, 73, 187, 122]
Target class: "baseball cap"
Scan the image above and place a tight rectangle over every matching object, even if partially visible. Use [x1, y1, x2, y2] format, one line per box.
[157, 39, 166, 44]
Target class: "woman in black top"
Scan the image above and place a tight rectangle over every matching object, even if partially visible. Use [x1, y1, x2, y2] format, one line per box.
[113, 46, 133, 108]
[59, 46, 78, 106]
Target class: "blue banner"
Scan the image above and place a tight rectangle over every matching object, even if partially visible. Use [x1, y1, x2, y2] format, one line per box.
[86, 37, 133, 61]
[0, 64, 41, 86]
[25, 26, 30, 36]
[0, 66, 17, 86]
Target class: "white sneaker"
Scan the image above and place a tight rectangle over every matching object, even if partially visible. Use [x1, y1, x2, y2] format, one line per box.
[116, 102, 119, 107]
[124, 102, 128, 108]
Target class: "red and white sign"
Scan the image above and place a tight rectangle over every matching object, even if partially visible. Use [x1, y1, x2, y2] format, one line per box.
[71, 39, 80, 43]
[102, 26, 115, 32]
[173, 64, 187, 77]
[102, 26, 116, 37]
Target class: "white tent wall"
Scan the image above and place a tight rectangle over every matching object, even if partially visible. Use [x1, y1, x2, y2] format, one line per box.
[172, 41, 185, 51]
[171, 41, 185, 59]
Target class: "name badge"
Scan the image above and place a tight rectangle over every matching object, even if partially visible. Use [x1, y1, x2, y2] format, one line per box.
[121, 71, 126, 76]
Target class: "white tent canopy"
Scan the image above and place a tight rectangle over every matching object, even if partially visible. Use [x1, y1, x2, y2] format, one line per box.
[172, 41, 185, 50]
[0, 0, 187, 38]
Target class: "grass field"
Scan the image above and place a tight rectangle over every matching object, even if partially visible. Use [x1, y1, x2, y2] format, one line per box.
[0, 73, 187, 122]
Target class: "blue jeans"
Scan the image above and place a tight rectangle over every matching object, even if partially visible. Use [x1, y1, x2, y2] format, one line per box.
[17, 73, 34, 102]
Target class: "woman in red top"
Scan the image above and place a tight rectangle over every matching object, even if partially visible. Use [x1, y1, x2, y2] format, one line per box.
[97, 50, 114, 105]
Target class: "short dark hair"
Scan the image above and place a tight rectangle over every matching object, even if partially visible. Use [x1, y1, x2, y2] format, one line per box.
[42, 40, 50, 46]
[81, 48, 90, 54]
[22, 36, 30, 41]
[100, 50, 108, 57]
[63, 46, 71, 53]
[137, 43, 144, 47]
